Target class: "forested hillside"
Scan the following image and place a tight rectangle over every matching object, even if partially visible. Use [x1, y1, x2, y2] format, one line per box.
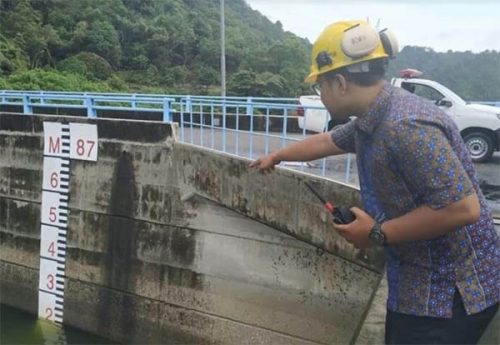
[0, 0, 311, 96]
[1, 0, 499, 101]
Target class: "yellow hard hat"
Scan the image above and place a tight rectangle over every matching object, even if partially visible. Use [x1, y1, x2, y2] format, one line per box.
[305, 20, 399, 83]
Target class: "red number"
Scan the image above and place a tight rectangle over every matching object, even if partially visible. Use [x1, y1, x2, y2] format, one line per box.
[45, 307, 53, 321]
[76, 139, 85, 156]
[49, 207, 57, 223]
[47, 274, 54, 290]
[87, 140, 95, 158]
[48, 242, 55, 257]
[76, 139, 95, 158]
[50, 172, 58, 189]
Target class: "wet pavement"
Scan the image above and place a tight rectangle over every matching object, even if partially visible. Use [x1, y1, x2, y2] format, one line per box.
[475, 153, 500, 217]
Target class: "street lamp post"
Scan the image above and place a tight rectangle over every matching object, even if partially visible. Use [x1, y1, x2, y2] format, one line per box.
[221, 0, 226, 98]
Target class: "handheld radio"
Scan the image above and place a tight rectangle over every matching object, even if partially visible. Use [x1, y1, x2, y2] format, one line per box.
[304, 182, 356, 225]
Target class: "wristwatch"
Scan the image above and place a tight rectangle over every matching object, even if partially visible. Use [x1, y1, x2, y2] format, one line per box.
[369, 221, 388, 247]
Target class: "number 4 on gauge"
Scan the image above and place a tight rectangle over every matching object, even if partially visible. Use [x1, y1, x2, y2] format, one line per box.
[40, 225, 60, 259]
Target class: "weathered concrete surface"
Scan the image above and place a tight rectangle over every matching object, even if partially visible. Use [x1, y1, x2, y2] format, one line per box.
[1, 201, 379, 344]
[1, 112, 496, 345]
[175, 143, 385, 273]
[0, 112, 385, 344]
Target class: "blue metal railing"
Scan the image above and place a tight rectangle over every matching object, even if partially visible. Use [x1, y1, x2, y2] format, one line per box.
[0, 90, 300, 105]
[1, 90, 499, 186]
[178, 98, 331, 160]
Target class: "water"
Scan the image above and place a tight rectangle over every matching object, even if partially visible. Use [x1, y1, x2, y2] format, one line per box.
[0, 304, 116, 345]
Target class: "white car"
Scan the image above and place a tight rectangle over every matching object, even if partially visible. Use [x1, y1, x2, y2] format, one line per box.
[297, 69, 500, 163]
[296, 95, 345, 133]
[393, 69, 500, 163]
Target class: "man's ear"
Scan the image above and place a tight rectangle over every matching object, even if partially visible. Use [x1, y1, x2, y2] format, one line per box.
[335, 74, 348, 95]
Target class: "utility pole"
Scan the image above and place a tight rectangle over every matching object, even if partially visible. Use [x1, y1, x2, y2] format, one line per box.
[220, 0, 226, 98]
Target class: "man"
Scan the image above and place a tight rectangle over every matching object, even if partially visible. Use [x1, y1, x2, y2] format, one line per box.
[250, 20, 500, 344]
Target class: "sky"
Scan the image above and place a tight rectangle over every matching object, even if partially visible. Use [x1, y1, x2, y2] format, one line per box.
[245, 0, 500, 53]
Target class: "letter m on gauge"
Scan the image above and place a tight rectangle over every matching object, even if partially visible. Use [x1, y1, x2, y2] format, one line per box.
[43, 123, 66, 158]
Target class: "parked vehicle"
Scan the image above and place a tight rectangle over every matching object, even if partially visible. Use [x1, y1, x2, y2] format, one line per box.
[296, 95, 345, 133]
[297, 69, 500, 162]
[393, 69, 500, 163]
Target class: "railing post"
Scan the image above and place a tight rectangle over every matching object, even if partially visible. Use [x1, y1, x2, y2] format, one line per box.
[186, 95, 192, 114]
[222, 99, 226, 152]
[249, 98, 254, 159]
[163, 98, 172, 122]
[85, 96, 96, 118]
[40, 91, 45, 105]
[246, 97, 253, 116]
[345, 154, 352, 183]
[180, 99, 185, 141]
[23, 94, 33, 114]
[132, 94, 137, 109]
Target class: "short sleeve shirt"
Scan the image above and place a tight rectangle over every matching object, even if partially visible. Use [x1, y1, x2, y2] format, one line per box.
[331, 82, 500, 318]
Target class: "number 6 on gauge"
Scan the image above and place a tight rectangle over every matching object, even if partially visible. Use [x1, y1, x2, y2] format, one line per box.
[42, 157, 65, 192]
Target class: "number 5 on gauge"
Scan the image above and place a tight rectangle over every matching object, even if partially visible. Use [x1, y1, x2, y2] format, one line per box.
[41, 191, 62, 226]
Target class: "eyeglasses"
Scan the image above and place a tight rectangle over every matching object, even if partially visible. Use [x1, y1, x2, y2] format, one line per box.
[312, 83, 321, 96]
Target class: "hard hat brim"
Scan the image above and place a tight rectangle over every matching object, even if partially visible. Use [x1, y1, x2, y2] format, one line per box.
[304, 73, 317, 84]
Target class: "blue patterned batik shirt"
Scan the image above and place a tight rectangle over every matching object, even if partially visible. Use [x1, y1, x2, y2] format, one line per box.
[331, 82, 500, 318]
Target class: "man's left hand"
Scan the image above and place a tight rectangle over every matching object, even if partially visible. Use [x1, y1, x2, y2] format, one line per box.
[334, 207, 376, 249]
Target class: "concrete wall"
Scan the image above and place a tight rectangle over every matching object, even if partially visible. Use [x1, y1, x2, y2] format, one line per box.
[1, 112, 497, 344]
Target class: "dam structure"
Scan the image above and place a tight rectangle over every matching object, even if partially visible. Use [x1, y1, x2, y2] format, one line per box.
[1, 91, 498, 344]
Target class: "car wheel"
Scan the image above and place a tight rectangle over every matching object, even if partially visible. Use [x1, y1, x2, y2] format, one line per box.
[463, 132, 494, 163]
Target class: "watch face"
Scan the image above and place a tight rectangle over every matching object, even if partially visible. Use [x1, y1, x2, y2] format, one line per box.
[370, 228, 385, 245]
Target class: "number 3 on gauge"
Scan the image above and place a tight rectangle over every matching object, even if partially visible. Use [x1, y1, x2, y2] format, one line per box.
[46, 274, 55, 290]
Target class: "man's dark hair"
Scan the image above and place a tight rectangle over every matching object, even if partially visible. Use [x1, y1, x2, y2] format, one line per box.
[323, 58, 388, 87]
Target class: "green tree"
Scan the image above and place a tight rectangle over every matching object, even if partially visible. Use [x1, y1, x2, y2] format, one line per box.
[57, 52, 113, 80]
[0, 34, 29, 76]
[1, 0, 46, 67]
[0, 0, 497, 100]
[86, 20, 121, 67]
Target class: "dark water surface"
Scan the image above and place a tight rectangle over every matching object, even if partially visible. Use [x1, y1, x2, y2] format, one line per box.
[0, 304, 116, 345]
